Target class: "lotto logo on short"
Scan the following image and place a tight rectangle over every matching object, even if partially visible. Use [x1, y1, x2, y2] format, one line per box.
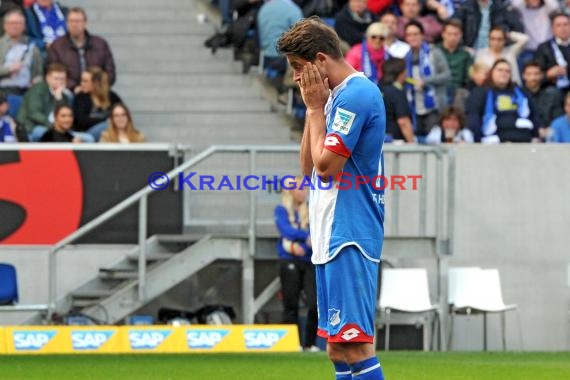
[187, 330, 229, 349]
[128, 330, 171, 350]
[332, 108, 355, 135]
[72, 331, 114, 350]
[244, 329, 286, 349]
[341, 328, 361, 341]
[13, 331, 56, 350]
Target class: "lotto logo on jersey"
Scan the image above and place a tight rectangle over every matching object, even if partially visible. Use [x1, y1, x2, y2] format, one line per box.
[13, 331, 56, 350]
[186, 330, 229, 349]
[332, 108, 356, 135]
[244, 330, 286, 349]
[71, 331, 114, 350]
[128, 330, 171, 350]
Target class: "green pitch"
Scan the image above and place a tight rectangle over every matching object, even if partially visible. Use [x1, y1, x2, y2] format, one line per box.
[1, 352, 569, 380]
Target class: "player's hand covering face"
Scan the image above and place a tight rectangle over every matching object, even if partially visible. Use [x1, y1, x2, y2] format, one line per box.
[298, 62, 330, 111]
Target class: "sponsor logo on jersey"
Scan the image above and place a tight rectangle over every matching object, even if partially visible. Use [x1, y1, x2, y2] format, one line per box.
[128, 330, 171, 350]
[13, 331, 56, 350]
[332, 108, 356, 135]
[244, 329, 286, 349]
[186, 329, 229, 349]
[72, 331, 114, 350]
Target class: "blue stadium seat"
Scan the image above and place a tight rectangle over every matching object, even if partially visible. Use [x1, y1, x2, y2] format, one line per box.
[0, 263, 19, 305]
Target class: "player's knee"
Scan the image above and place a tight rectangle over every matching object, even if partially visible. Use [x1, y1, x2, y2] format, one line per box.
[326, 342, 345, 362]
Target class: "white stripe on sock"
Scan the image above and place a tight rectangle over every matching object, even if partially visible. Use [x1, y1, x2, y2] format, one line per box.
[352, 363, 381, 377]
[336, 370, 352, 375]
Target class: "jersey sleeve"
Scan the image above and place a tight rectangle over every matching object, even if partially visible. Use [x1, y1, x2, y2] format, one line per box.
[324, 96, 367, 158]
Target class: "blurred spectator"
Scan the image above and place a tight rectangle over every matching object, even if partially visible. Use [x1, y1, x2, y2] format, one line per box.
[47, 7, 116, 92]
[549, 92, 570, 142]
[16, 62, 70, 140]
[404, 20, 451, 141]
[425, 0, 457, 19]
[0, 93, 18, 142]
[274, 176, 318, 352]
[24, 0, 67, 53]
[521, 61, 563, 140]
[294, 0, 334, 17]
[466, 59, 539, 143]
[397, 0, 443, 43]
[0, 1, 23, 35]
[425, 106, 473, 144]
[345, 22, 388, 84]
[452, 0, 524, 49]
[381, 58, 415, 143]
[367, 0, 392, 15]
[437, 19, 472, 109]
[100, 103, 146, 143]
[511, 0, 557, 68]
[39, 103, 79, 142]
[380, 11, 410, 58]
[467, 61, 489, 89]
[535, 11, 570, 94]
[73, 67, 122, 141]
[0, 9, 42, 96]
[474, 27, 528, 85]
[258, 0, 303, 80]
[334, 0, 377, 47]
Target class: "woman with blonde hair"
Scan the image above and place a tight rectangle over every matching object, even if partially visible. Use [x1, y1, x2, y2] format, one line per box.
[345, 22, 389, 84]
[100, 102, 145, 143]
[73, 66, 122, 141]
[274, 175, 318, 352]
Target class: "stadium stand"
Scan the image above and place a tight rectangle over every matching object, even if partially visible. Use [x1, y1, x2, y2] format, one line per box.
[67, 0, 293, 149]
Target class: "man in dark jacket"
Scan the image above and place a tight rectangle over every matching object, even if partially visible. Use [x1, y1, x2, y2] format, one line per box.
[46, 7, 116, 92]
[452, 0, 524, 49]
[334, 0, 377, 47]
[534, 11, 570, 94]
[521, 60, 563, 139]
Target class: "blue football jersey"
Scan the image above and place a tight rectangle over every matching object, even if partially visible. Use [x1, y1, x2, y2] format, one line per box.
[309, 72, 385, 264]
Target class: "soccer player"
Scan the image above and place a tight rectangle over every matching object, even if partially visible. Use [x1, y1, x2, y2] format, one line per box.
[278, 17, 386, 380]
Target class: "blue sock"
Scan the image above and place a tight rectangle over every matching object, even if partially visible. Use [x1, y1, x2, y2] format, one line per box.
[334, 361, 352, 380]
[350, 356, 384, 380]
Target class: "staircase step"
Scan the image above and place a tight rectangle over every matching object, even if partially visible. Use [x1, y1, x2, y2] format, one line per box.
[87, 9, 200, 22]
[71, 289, 115, 299]
[114, 48, 234, 62]
[90, 21, 213, 36]
[128, 99, 270, 113]
[121, 87, 261, 100]
[117, 73, 251, 88]
[126, 252, 175, 262]
[99, 268, 139, 280]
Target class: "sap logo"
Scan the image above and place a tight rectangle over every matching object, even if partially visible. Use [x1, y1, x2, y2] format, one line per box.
[187, 330, 229, 349]
[13, 331, 56, 350]
[244, 330, 286, 349]
[129, 330, 171, 350]
[72, 331, 114, 350]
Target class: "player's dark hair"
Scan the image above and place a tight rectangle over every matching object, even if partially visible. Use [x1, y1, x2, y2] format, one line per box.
[382, 58, 406, 84]
[404, 19, 424, 35]
[277, 16, 343, 61]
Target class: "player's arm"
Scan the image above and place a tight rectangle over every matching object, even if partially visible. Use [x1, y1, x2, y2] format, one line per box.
[301, 63, 348, 179]
[307, 108, 348, 178]
[300, 116, 313, 177]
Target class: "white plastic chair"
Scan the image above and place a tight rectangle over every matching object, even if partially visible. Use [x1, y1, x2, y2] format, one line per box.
[449, 268, 522, 351]
[377, 268, 443, 351]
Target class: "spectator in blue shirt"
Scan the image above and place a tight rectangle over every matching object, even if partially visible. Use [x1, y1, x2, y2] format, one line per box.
[549, 92, 570, 142]
[274, 175, 318, 352]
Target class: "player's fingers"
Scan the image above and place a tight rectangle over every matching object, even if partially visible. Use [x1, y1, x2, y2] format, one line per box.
[307, 63, 317, 86]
